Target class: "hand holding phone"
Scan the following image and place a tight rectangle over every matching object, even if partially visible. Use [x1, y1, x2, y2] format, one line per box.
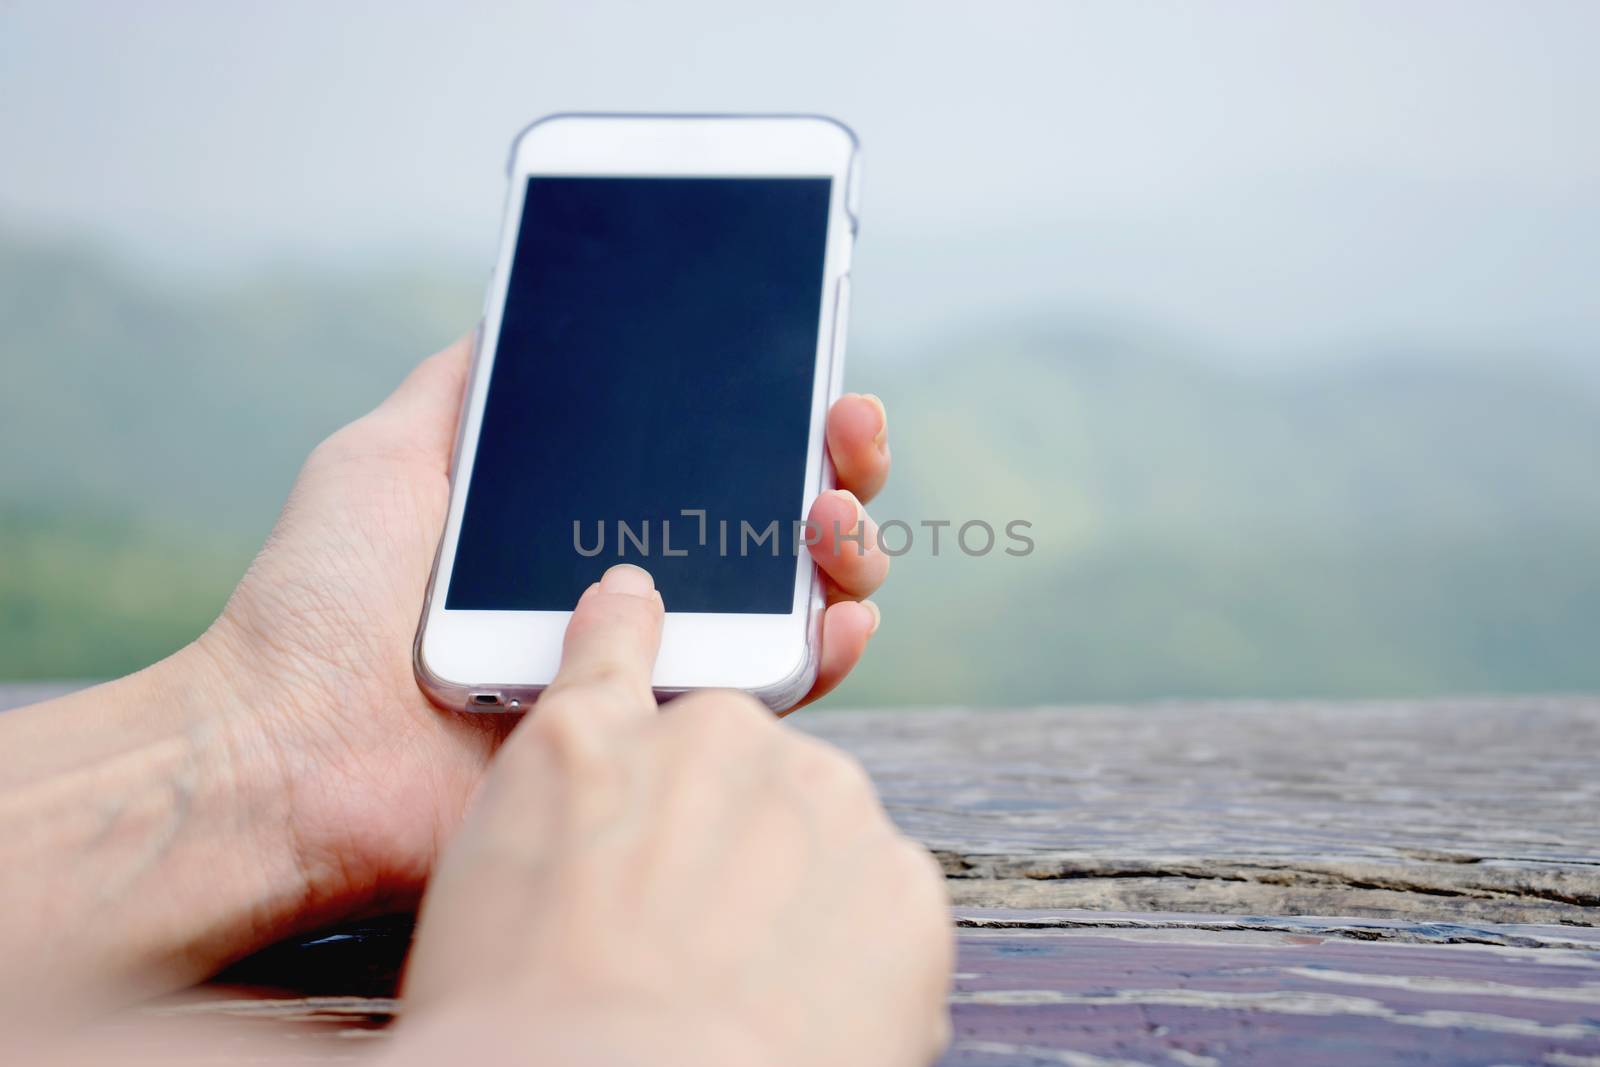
[62, 122, 890, 986]
[108, 332, 887, 1001]
[416, 114, 872, 711]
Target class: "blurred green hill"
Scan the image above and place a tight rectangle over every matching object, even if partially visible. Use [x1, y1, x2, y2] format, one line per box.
[4, 231, 1599, 703]
[855, 332, 1600, 702]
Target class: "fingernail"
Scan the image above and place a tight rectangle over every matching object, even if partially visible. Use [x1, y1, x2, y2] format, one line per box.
[832, 488, 865, 524]
[600, 563, 656, 598]
[860, 393, 888, 453]
[861, 600, 881, 635]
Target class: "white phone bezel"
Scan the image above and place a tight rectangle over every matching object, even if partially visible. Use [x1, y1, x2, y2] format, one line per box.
[415, 114, 859, 712]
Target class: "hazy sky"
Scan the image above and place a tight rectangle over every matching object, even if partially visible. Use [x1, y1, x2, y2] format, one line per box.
[2, 1, 1597, 362]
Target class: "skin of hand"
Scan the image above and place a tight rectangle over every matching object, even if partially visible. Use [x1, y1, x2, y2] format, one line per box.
[0, 334, 895, 1011]
[206, 333, 895, 922]
[392, 564, 952, 1067]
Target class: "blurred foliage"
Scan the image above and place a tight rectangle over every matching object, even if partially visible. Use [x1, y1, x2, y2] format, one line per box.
[3, 230, 1600, 703]
[1, 506, 244, 679]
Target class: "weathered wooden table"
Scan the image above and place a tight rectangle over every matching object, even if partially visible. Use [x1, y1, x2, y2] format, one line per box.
[8, 687, 1599, 1064]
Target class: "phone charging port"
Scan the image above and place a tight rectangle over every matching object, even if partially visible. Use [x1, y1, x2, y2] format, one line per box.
[470, 692, 503, 708]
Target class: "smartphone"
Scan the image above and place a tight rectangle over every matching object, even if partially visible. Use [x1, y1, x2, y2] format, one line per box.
[414, 113, 860, 713]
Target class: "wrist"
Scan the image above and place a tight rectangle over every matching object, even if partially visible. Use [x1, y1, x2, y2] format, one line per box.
[0, 637, 316, 1010]
[178, 620, 358, 926]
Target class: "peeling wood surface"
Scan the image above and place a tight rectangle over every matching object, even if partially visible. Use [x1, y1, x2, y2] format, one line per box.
[6, 686, 1598, 1063]
[798, 699, 1600, 924]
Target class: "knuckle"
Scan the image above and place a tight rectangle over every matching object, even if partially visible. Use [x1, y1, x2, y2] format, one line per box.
[897, 838, 950, 901]
[789, 737, 878, 807]
[304, 431, 351, 474]
[522, 694, 611, 778]
[305, 414, 420, 473]
[306, 421, 371, 468]
[895, 839, 955, 943]
[575, 660, 649, 705]
[586, 584, 663, 620]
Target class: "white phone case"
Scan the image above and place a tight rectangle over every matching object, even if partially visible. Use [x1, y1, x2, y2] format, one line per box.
[413, 113, 860, 714]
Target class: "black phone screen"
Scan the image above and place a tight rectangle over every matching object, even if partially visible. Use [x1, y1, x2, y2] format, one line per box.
[445, 176, 833, 614]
